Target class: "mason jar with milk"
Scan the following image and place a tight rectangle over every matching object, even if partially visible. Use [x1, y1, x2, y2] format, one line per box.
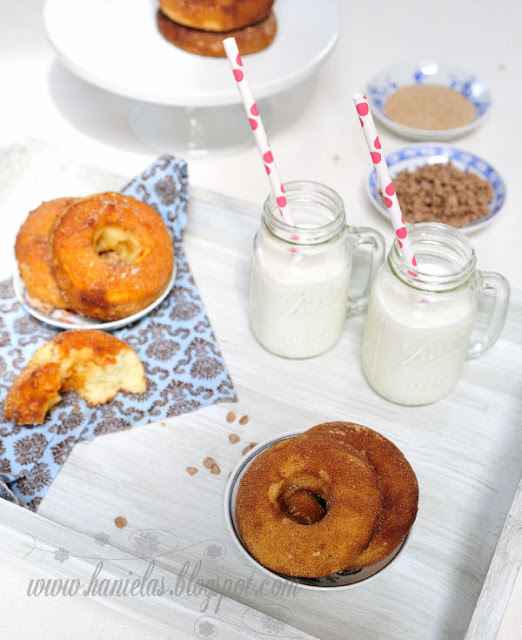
[362, 222, 510, 405]
[250, 181, 385, 358]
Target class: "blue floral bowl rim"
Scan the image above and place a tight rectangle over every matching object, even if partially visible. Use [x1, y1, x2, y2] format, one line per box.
[365, 142, 507, 233]
[365, 59, 492, 137]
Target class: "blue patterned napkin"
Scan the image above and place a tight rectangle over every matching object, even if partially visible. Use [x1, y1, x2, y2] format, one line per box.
[0, 155, 236, 510]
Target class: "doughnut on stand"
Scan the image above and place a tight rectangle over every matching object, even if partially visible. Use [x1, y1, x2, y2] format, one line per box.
[43, 0, 339, 156]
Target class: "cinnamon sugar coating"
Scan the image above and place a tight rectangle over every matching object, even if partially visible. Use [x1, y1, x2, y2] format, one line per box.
[235, 437, 382, 578]
[157, 9, 277, 57]
[384, 84, 476, 131]
[300, 422, 419, 569]
[51, 192, 174, 320]
[235, 422, 418, 577]
[15, 197, 77, 309]
[158, 0, 274, 32]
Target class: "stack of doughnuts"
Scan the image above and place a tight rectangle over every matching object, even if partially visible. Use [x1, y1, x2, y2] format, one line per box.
[15, 192, 174, 321]
[235, 421, 419, 578]
[156, 0, 277, 57]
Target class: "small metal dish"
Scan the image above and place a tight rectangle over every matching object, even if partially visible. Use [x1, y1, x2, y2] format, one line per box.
[224, 431, 411, 590]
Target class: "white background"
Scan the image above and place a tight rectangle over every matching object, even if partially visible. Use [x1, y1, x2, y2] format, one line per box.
[0, 1, 520, 638]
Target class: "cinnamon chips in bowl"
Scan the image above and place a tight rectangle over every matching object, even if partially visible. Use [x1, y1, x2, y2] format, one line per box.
[365, 143, 506, 233]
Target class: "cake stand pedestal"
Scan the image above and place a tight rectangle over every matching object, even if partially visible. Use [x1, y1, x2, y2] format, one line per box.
[43, 0, 339, 155]
[129, 101, 266, 156]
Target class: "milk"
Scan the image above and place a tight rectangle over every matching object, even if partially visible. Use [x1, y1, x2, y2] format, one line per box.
[250, 234, 351, 358]
[250, 180, 384, 359]
[362, 265, 476, 405]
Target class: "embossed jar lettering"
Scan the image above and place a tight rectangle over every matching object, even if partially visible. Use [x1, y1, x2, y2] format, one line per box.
[400, 329, 471, 366]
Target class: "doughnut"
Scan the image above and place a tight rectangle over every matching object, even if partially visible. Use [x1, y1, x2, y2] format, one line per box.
[4, 330, 147, 425]
[157, 9, 277, 57]
[15, 197, 77, 310]
[235, 436, 382, 577]
[301, 422, 419, 568]
[51, 192, 174, 321]
[158, 0, 274, 32]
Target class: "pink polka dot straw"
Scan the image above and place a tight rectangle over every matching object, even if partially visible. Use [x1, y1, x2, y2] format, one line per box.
[353, 93, 418, 275]
[223, 37, 295, 226]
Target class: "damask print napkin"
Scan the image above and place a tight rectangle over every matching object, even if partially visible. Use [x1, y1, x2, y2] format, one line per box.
[0, 154, 236, 510]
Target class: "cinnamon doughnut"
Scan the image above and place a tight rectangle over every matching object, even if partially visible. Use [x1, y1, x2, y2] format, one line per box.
[157, 9, 277, 57]
[15, 197, 77, 310]
[235, 436, 382, 578]
[51, 192, 174, 321]
[4, 330, 147, 426]
[158, 0, 274, 32]
[301, 422, 419, 568]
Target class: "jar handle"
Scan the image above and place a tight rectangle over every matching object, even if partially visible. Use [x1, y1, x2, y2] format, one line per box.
[467, 271, 510, 359]
[347, 226, 385, 315]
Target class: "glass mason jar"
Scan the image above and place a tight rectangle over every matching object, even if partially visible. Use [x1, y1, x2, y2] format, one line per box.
[362, 222, 510, 406]
[250, 181, 385, 359]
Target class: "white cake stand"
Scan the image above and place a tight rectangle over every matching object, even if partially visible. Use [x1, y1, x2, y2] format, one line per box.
[43, 0, 339, 155]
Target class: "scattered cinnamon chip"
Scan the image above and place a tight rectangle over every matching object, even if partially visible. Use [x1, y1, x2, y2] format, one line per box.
[242, 442, 258, 455]
[226, 411, 236, 423]
[203, 457, 215, 469]
[238, 415, 249, 425]
[229, 433, 240, 444]
[186, 467, 198, 476]
[210, 463, 221, 475]
[114, 516, 127, 529]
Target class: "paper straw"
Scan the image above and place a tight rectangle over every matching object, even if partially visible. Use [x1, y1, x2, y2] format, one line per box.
[223, 37, 295, 226]
[353, 93, 417, 275]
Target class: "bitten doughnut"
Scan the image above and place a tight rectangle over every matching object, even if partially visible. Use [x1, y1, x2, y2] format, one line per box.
[156, 9, 277, 57]
[235, 436, 382, 578]
[51, 192, 174, 321]
[4, 330, 147, 426]
[158, 0, 274, 31]
[15, 197, 77, 310]
[301, 422, 419, 568]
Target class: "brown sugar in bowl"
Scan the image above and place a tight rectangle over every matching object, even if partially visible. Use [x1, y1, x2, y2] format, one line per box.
[366, 61, 492, 141]
[384, 84, 476, 131]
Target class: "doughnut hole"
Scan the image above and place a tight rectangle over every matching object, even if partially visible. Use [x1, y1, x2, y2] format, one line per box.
[280, 487, 327, 525]
[94, 225, 143, 265]
[278, 475, 330, 525]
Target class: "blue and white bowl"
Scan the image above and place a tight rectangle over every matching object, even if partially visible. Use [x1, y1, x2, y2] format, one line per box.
[365, 143, 506, 234]
[366, 60, 492, 141]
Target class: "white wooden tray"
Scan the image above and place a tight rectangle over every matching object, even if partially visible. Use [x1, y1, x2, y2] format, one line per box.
[2, 184, 521, 640]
